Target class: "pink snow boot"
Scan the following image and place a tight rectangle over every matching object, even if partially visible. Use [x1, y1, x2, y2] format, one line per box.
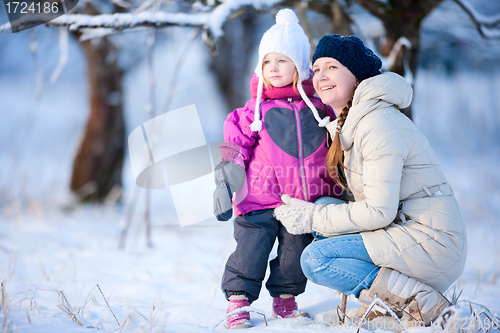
[226, 295, 252, 329]
[272, 294, 310, 319]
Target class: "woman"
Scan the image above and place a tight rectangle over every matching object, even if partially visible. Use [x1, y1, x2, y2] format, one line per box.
[274, 34, 467, 327]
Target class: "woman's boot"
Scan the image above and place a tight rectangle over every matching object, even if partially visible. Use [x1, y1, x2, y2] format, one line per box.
[362, 267, 450, 326]
[354, 288, 393, 320]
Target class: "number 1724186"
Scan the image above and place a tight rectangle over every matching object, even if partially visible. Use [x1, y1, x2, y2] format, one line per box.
[5, 1, 59, 14]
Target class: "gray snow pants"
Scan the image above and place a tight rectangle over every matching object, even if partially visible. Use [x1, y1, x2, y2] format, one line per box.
[221, 208, 314, 303]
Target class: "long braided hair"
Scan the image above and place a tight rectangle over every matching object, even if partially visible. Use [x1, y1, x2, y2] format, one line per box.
[326, 100, 352, 190]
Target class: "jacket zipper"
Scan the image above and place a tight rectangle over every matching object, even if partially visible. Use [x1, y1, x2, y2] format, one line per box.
[288, 98, 308, 201]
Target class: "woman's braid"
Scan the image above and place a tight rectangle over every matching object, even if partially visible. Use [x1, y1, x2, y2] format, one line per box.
[326, 100, 352, 190]
[337, 100, 351, 127]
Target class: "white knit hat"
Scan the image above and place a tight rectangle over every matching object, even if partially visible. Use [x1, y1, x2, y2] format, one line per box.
[250, 8, 330, 132]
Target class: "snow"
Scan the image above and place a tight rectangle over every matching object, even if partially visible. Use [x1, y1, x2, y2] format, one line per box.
[381, 37, 413, 84]
[453, 0, 500, 39]
[454, 0, 500, 26]
[0, 0, 284, 36]
[0, 205, 498, 332]
[208, 0, 284, 38]
[1, 2, 500, 333]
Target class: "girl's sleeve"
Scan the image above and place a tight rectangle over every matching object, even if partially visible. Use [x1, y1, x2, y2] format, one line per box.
[311, 124, 408, 236]
[221, 106, 259, 169]
[324, 103, 337, 120]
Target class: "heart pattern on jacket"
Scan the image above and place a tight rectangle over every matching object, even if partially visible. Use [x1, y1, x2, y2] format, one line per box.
[265, 107, 327, 159]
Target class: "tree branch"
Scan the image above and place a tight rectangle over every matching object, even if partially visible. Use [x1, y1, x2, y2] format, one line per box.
[294, 2, 315, 53]
[451, 0, 500, 38]
[350, 0, 388, 22]
[0, 0, 287, 52]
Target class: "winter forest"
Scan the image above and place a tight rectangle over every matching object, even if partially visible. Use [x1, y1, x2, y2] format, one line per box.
[0, 0, 500, 332]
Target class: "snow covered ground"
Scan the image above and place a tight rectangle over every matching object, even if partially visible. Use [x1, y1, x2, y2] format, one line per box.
[1, 10, 500, 333]
[0, 198, 498, 333]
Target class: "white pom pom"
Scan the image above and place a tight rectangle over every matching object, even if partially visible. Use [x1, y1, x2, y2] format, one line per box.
[250, 120, 262, 132]
[276, 8, 299, 25]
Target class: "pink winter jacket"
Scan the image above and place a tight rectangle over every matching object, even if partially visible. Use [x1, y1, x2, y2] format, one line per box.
[222, 74, 341, 216]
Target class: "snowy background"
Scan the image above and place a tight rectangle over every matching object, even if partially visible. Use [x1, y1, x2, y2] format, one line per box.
[1, 0, 500, 332]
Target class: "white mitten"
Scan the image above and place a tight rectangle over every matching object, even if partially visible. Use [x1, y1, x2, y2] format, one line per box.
[274, 195, 315, 235]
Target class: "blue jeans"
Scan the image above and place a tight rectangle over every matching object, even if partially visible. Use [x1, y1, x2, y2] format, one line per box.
[300, 197, 380, 298]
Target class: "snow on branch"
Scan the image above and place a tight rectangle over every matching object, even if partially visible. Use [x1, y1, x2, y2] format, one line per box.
[51, 11, 206, 31]
[452, 0, 500, 38]
[0, 12, 207, 34]
[0, 0, 285, 44]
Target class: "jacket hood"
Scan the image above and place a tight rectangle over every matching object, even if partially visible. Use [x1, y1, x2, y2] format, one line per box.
[249, 73, 317, 99]
[353, 71, 412, 109]
[327, 72, 413, 151]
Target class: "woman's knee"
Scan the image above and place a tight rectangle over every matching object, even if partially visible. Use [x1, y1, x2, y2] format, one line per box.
[300, 245, 313, 277]
[314, 196, 345, 206]
[300, 242, 324, 279]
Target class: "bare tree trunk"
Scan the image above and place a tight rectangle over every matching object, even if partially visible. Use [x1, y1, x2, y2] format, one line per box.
[353, 0, 444, 119]
[209, 12, 258, 111]
[330, 0, 354, 36]
[70, 3, 125, 203]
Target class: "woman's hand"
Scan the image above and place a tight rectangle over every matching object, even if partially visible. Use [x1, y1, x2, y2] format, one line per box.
[274, 195, 315, 235]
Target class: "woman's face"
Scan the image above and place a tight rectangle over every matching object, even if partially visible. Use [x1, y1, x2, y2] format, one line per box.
[312, 57, 358, 112]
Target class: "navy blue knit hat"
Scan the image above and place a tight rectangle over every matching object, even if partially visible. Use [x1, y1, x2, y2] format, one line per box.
[312, 34, 382, 82]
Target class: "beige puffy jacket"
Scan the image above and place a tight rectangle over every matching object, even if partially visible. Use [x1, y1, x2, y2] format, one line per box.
[312, 72, 467, 293]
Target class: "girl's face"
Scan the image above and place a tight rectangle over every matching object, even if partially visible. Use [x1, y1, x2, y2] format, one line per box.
[312, 57, 358, 112]
[262, 53, 296, 88]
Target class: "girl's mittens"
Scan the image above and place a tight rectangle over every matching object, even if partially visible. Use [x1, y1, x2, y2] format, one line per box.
[274, 195, 315, 234]
[213, 161, 246, 221]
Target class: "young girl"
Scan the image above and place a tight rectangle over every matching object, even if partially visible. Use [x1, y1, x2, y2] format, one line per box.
[212, 9, 340, 329]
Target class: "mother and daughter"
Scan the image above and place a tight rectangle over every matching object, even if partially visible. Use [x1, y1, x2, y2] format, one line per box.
[213, 8, 467, 330]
